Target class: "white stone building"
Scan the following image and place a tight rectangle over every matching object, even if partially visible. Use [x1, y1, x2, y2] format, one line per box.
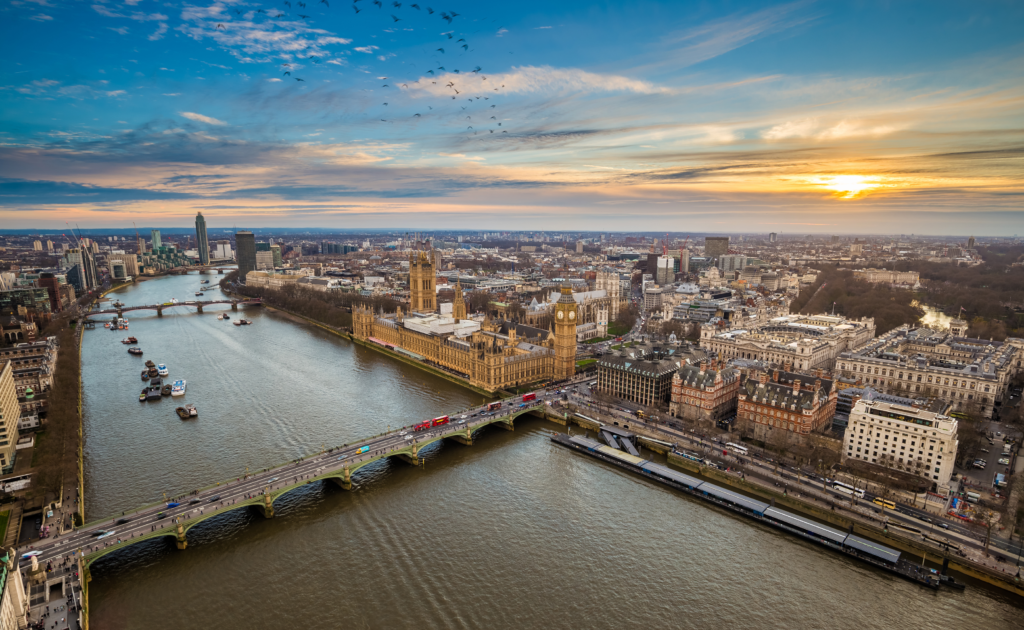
[843, 399, 959, 493]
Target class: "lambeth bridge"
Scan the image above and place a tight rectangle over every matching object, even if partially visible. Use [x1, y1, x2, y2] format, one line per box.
[23, 390, 572, 570]
[84, 298, 263, 319]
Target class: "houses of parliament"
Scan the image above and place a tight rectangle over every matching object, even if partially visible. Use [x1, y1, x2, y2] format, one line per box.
[353, 250, 577, 392]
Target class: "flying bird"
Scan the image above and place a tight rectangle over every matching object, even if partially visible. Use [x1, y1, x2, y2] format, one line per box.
[445, 33, 453, 39]
[216, 23, 225, 29]
[382, 84, 389, 87]
[298, 1, 306, 6]
[411, 3, 420, 8]
[473, 66, 481, 73]
[296, 77, 305, 81]
[373, 0, 381, 7]
[436, 48, 444, 53]
[285, 1, 291, 6]
[401, 83, 408, 87]
[284, 71, 291, 76]
[442, 12, 452, 23]
[414, 113, 421, 117]
[275, 13, 284, 17]
[490, 104, 495, 108]
[490, 116, 495, 119]
[457, 38, 465, 42]
[391, 14, 401, 21]
[321, 0, 329, 5]
[257, 8, 265, 13]
[383, 102, 388, 105]
[461, 44, 468, 50]
[446, 81, 454, 87]
[426, 70, 434, 75]
[426, 7, 434, 14]
[353, 5, 361, 12]
[450, 11, 459, 17]
[299, 14, 310, 18]
[392, 1, 401, 7]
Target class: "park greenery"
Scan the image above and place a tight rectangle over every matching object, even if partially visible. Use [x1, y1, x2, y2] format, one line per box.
[790, 268, 923, 335]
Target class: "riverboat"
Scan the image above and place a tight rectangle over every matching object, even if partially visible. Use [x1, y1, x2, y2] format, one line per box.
[146, 386, 162, 401]
[171, 379, 186, 396]
[157, 364, 169, 376]
[162, 384, 173, 396]
[148, 367, 159, 377]
[128, 347, 143, 356]
[195, 292, 204, 296]
[139, 389, 147, 402]
[145, 360, 156, 368]
[149, 377, 162, 388]
[219, 313, 230, 320]
[121, 337, 138, 344]
[233, 319, 252, 326]
[175, 404, 198, 419]
[141, 371, 150, 381]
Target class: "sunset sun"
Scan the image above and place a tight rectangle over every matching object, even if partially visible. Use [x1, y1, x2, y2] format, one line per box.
[816, 175, 879, 199]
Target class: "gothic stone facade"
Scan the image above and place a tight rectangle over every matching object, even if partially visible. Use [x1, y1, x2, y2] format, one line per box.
[737, 368, 838, 444]
[669, 360, 740, 424]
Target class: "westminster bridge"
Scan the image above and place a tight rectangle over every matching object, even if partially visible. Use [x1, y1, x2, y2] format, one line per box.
[16, 389, 576, 574]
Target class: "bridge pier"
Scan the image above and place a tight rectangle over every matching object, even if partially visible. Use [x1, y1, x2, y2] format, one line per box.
[446, 427, 474, 446]
[494, 419, 515, 431]
[255, 493, 274, 518]
[327, 466, 353, 491]
[394, 445, 420, 466]
[175, 523, 188, 550]
[231, 301, 238, 311]
[196, 304, 203, 314]
[156, 306, 163, 317]
[116, 307, 123, 319]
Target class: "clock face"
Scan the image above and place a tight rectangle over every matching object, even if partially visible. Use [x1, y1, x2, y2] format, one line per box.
[557, 311, 564, 320]
[569, 311, 576, 321]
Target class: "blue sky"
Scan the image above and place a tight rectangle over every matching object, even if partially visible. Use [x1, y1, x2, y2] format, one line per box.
[1, 0, 1022, 233]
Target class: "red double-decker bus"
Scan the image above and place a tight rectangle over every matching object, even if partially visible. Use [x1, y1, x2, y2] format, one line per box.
[522, 393, 537, 402]
[414, 421, 431, 431]
[487, 402, 502, 412]
[432, 415, 450, 427]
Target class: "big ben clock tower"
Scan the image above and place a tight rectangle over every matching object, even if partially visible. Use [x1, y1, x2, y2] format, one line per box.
[553, 281, 577, 381]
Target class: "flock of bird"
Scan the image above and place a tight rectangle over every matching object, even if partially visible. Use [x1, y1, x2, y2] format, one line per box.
[215, 0, 511, 138]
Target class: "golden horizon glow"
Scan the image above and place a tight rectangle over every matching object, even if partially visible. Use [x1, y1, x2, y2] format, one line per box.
[814, 175, 881, 199]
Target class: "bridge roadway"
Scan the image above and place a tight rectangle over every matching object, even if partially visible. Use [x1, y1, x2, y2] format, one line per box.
[17, 386, 574, 571]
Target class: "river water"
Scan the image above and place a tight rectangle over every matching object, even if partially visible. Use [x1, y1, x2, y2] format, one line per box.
[82, 273, 1021, 629]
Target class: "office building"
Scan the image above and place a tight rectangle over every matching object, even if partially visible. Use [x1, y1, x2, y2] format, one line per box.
[214, 240, 233, 259]
[655, 256, 674, 285]
[718, 253, 746, 273]
[256, 251, 275, 270]
[597, 342, 701, 408]
[195, 211, 210, 265]
[737, 368, 838, 443]
[63, 248, 98, 292]
[236, 231, 256, 281]
[669, 359, 740, 424]
[46, 240, 54, 252]
[32, 241, 42, 251]
[843, 399, 959, 493]
[0, 361, 20, 473]
[679, 248, 690, 274]
[151, 229, 162, 250]
[769, 232, 777, 243]
[705, 236, 730, 261]
[270, 244, 282, 268]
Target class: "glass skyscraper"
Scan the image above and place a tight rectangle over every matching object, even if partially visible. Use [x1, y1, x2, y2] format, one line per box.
[195, 211, 210, 265]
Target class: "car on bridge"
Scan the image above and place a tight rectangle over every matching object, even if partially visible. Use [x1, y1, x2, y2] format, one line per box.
[357, 446, 370, 454]
[209, 495, 221, 503]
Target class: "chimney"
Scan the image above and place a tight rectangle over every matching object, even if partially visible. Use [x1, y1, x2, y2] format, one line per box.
[793, 379, 801, 396]
[784, 359, 792, 372]
[814, 378, 821, 392]
[816, 368, 824, 378]
[700, 360, 707, 373]
[758, 371, 768, 385]
[772, 369, 779, 382]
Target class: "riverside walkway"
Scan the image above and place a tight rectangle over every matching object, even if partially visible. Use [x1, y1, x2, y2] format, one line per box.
[16, 389, 568, 572]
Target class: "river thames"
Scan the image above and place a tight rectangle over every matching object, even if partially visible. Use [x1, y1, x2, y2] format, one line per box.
[81, 273, 1021, 629]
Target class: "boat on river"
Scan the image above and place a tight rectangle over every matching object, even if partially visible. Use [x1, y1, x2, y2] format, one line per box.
[145, 360, 156, 368]
[157, 364, 169, 376]
[122, 337, 138, 344]
[175, 404, 198, 419]
[147, 367, 159, 377]
[139, 389, 147, 402]
[233, 319, 252, 326]
[161, 384, 173, 396]
[146, 386, 162, 401]
[195, 292, 204, 296]
[141, 371, 150, 381]
[219, 313, 230, 320]
[171, 379, 186, 396]
[128, 347, 143, 356]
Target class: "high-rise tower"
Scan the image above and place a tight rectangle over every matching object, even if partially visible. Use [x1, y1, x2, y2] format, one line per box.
[408, 250, 436, 313]
[553, 282, 577, 381]
[236, 231, 256, 282]
[195, 211, 210, 265]
[151, 229, 162, 250]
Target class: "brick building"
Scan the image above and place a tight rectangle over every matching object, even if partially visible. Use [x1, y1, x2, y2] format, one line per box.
[669, 359, 741, 425]
[737, 367, 838, 443]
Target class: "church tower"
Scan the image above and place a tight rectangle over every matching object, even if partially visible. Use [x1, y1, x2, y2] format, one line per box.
[553, 281, 577, 381]
[408, 250, 436, 313]
[452, 280, 467, 321]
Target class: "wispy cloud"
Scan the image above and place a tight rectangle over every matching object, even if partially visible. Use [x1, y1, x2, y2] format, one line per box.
[148, 22, 168, 41]
[179, 111, 227, 125]
[410, 65, 671, 98]
[28, 13, 53, 21]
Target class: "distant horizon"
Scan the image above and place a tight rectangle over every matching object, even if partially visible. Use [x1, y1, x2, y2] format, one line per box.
[0, 225, 1007, 237]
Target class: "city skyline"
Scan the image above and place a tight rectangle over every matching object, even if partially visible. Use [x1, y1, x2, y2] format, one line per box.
[2, 0, 1023, 233]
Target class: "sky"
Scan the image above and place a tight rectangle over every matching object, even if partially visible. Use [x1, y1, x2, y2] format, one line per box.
[1, 0, 1022, 234]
